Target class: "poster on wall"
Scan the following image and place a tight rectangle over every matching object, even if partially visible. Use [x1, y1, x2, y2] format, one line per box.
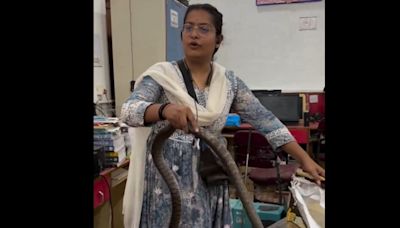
[94, 34, 103, 67]
[256, 0, 321, 6]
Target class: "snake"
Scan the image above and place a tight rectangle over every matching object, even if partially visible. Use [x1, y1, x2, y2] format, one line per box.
[151, 124, 263, 228]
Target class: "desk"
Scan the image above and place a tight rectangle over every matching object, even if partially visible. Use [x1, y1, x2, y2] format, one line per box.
[98, 159, 130, 177]
[222, 122, 319, 158]
[94, 159, 129, 228]
[94, 159, 129, 208]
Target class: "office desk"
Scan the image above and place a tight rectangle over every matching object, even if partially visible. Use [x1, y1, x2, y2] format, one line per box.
[94, 159, 129, 208]
[222, 122, 319, 158]
[285, 122, 318, 157]
[94, 159, 129, 228]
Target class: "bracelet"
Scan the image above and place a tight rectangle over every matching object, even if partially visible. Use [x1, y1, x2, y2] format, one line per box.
[158, 103, 170, 120]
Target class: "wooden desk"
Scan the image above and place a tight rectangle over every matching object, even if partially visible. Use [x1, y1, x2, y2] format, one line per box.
[286, 124, 313, 157]
[94, 159, 129, 228]
[98, 159, 130, 177]
[94, 159, 130, 208]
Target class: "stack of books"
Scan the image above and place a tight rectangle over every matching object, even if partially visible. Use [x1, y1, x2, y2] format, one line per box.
[94, 116, 127, 168]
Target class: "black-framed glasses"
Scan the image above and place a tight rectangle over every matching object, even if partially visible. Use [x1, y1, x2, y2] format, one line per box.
[182, 23, 214, 36]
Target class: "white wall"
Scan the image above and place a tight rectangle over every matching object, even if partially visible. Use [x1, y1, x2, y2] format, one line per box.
[94, 0, 111, 102]
[190, 0, 325, 92]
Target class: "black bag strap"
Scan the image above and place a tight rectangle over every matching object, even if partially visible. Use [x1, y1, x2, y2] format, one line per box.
[177, 59, 198, 102]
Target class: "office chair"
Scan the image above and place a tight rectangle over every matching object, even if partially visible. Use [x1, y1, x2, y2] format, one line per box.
[314, 118, 326, 166]
[233, 129, 299, 205]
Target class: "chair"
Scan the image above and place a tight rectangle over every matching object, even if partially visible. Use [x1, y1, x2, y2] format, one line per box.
[233, 129, 299, 205]
[314, 118, 326, 166]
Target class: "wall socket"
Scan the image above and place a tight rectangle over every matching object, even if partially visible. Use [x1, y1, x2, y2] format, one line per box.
[96, 85, 106, 95]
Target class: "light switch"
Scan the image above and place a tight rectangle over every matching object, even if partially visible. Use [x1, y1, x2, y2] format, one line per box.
[299, 16, 317, 31]
[309, 95, 319, 103]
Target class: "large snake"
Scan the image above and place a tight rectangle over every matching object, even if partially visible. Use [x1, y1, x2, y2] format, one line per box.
[151, 124, 263, 228]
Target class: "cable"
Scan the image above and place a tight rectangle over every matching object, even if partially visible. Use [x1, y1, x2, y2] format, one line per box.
[192, 98, 201, 149]
[95, 98, 116, 117]
[103, 90, 109, 102]
[193, 97, 198, 123]
[95, 104, 107, 116]
[100, 174, 114, 228]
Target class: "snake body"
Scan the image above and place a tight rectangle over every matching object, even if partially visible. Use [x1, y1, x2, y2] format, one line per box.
[151, 124, 263, 228]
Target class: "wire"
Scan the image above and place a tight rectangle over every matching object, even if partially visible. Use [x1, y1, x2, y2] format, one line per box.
[95, 104, 107, 116]
[100, 174, 114, 228]
[103, 90, 109, 102]
[192, 98, 200, 149]
[193, 97, 198, 123]
[95, 98, 116, 117]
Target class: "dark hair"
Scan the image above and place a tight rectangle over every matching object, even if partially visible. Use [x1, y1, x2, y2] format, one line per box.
[182, 3, 223, 55]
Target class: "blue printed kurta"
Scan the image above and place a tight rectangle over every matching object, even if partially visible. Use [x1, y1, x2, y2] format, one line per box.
[120, 61, 294, 227]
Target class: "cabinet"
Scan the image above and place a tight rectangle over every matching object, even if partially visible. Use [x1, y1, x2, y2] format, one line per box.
[110, 0, 187, 116]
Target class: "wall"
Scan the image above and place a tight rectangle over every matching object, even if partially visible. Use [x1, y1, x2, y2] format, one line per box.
[94, 0, 111, 102]
[190, 0, 325, 92]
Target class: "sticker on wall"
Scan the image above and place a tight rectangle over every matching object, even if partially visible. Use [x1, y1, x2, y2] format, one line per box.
[94, 34, 103, 67]
[299, 16, 317, 31]
[170, 9, 179, 28]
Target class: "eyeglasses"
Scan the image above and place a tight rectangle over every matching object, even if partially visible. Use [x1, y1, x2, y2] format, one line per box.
[182, 23, 214, 36]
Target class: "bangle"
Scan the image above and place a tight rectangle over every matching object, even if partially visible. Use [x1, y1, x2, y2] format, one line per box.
[158, 103, 170, 120]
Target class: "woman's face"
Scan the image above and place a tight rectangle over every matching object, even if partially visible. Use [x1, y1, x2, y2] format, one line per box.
[182, 9, 218, 62]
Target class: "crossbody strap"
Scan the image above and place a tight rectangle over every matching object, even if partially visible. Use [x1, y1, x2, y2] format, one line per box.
[177, 59, 198, 102]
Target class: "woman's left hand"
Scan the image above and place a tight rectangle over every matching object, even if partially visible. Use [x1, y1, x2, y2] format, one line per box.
[281, 141, 325, 185]
[300, 158, 325, 185]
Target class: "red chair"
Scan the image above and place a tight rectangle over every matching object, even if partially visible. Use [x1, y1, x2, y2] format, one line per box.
[314, 118, 326, 165]
[233, 129, 299, 205]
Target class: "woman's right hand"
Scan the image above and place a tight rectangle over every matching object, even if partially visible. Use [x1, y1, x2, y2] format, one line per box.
[162, 103, 199, 133]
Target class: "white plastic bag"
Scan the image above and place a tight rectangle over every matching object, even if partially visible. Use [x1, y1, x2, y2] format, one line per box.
[289, 175, 325, 228]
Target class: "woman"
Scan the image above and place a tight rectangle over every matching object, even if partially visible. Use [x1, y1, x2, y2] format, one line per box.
[121, 3, 325, 228]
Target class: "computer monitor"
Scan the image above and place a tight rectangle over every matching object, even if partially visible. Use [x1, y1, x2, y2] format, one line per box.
[252, 90, 303, 124]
